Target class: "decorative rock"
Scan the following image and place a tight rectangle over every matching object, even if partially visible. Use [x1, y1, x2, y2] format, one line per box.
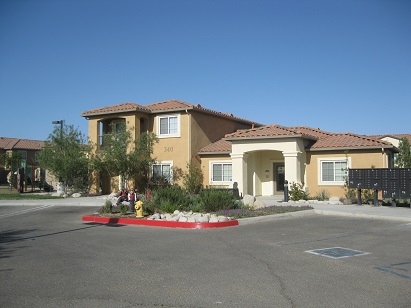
[152, 213, 161, 220]
[209, 215, 219, 223]
[145, 211, 233, 223]
[243, 194, 255, 207]
[217, 216, 229, 222]
[72, 193, 82, 198]
[198, 216, 209, 223]
[253, 200, 265, 209]
[178, 216, 188, 222]
[187, 216, 197, 222]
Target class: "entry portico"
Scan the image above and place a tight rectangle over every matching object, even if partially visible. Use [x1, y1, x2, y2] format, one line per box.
[225, 125, 317, 197]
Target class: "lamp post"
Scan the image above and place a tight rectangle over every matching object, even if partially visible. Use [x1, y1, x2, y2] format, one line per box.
[52, 120, 64, 138]
[52, 120, 64, 194]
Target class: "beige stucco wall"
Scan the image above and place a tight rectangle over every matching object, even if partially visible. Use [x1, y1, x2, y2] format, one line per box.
[199, 154, 232, 188]
[305, 150, 390, 198]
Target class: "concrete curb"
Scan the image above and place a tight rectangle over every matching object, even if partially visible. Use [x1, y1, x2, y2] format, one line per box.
[238, 209, 316, 225]
[82, 215, 239, 229]
[313, 209, 411, 222]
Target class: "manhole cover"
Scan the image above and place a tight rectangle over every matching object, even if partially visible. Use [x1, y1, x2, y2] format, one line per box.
[305, 247, 370, 259]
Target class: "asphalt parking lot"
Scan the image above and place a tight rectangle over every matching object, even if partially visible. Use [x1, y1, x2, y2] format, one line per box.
[0, 204, 410, 308]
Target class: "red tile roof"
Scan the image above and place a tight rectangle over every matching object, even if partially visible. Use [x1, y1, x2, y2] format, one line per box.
[81, 102, 150, 117]
[198, 126, 397, 156]
[307, 133, 393, 150]
[0, 137, 45, 150]
[287, 126, 334, 139]
[81, 100, 260, 126]
[146, 99, 193, 111]
[224, 124, 319, 140]
[198, 139, 232, 154]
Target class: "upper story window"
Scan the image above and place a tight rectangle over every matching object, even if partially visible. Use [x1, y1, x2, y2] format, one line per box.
[17, 150, 27, 160]
[157, 114, 180, 138]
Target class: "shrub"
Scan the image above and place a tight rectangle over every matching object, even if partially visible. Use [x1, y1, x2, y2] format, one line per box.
[99, 200, 113, 214]
[198, 188, 237, 212]
[314, 189, 330, 201]
[151, 185, 190, 212]
[361, 189, 374, 204]
[119, 204, 129, 214]
[182, 163, 204, 194]
[289, 182, 309, 201]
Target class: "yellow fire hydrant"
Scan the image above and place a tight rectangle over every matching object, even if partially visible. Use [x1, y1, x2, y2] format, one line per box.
[135, 200, 144, 218]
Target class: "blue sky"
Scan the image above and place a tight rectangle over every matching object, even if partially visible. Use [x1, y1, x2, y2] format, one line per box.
[1, 0, 410, 141]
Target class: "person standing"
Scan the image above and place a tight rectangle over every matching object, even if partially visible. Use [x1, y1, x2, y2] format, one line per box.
[128, 188, 136, 212]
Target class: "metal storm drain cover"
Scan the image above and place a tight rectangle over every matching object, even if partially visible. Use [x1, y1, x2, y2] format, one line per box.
[305, 247, 371, 259]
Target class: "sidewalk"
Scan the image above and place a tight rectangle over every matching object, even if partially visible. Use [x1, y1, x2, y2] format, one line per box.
[0, 195, 107, 207]
[258, 197, 411, 223]
[0, 195, 410, 223]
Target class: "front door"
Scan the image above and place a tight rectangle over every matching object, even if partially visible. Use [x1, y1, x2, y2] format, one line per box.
[274, 163, 285, 192]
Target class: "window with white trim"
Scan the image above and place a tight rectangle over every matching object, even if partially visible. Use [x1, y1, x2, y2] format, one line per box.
[211, 162, 232, 182]
[321, 160, 347, 182]
[157, 115, 180, 137]
[152, 162, 173, 183]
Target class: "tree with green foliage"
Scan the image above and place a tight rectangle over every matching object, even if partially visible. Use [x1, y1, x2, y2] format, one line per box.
[89, 123, 157, 190]
[182, 162, 203, 194]
[396, 137, 411, 168]
[1, 152, 22, 189]
[36, 123, 90, 192]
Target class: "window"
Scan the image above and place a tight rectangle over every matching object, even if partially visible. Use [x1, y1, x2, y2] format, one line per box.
[17, 150, 27, 160]
[321, 160, 347, 182]
[211, 162, 232, 182]
[157, 115, 179, 137]
[152, 162, 173, 183]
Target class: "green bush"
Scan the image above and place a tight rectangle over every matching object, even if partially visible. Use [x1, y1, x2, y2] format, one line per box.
[289, 182, 309, 201]
[119, 204, 129, 214]
[99, 200, 113, 214]
[361, 189, 374, 204]
[182, 163, 203, 194]
[314, 189, 330, 201]
[151, 185, 190, 212]
[198, 189, 237, 212]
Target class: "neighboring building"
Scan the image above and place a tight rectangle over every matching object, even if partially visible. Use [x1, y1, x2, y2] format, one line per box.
[0, 137, 54, 190]
[369, 134, 411, 167]
[369, 134, 411, 148]
[82, 100, 399, 198]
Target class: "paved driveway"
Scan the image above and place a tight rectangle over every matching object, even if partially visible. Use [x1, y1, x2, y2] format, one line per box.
[0, 205, 410, 307]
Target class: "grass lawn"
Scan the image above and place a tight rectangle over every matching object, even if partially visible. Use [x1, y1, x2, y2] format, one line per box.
[0, 185, 62, 200]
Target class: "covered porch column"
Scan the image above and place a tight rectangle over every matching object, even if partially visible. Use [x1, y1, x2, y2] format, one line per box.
[283, 151, 303, 185]
[231, 153, 249, 197]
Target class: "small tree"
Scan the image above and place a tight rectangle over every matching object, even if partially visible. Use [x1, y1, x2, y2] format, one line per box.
[37, 123, 90, 192]
[182, 162, 203, 194]
[1, 152, 22, 189]
[89, 123, 157, 191]
[396, 137, 411, 168]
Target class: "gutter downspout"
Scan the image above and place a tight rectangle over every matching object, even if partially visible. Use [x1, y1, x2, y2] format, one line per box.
[186, 110, 191, 164]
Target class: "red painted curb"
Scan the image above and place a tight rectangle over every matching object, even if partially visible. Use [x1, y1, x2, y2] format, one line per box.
[82, 215, 239, 229]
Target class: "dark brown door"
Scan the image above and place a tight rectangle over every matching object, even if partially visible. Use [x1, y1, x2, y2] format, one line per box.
[274, 163, 285, 192]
